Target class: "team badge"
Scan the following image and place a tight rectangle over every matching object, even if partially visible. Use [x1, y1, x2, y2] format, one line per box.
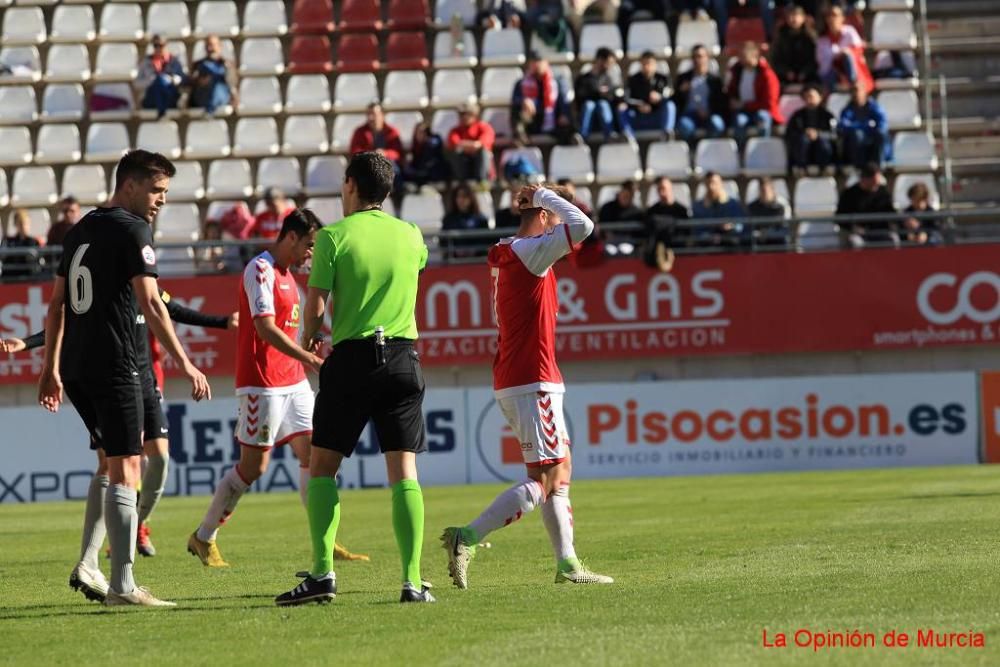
[260, 424, 271, 443]
[141, 245, 156, 265]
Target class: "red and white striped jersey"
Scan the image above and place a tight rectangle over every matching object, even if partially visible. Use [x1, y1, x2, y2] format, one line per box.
[489, 188, 595, 398]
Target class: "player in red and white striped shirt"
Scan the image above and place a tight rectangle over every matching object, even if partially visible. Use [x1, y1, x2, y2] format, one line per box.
[442, 184, 614, 587]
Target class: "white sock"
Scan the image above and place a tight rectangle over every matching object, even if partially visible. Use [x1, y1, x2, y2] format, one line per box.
[541, 483, 577, 563]
[196, 467, 250, 543]
[105, 485, 137, 595]
[468, 479, 545, 542]
[137, 454, 168, 525]
[79, 474, 109, 569]
[298, 466, 310, 507]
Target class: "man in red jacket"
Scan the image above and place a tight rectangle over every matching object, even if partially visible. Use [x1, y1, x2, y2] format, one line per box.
[349, 102, 404, 191]
[725, 41, 784, 144]
[447, 102, 495, 183]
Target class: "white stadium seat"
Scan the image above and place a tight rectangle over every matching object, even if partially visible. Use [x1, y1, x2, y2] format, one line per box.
[147, 2, 191, 40]
[499, 147, 544, 180]
[184, 119, 232, 159]
[480, 67, 521, 108]
[333, 73, 379, 113]
[3, 7, 46, 45]
[892, 132, 938, 172]
[431, 109, 459, 139]
[207, 159, 253, 199]
[240, 38, 285, 76]
[596, 185, 621, 210]
[99, 4, 145, 42]
[305, 156, 346, 196]
[382, 71, 429, 111]
[137, 121, 182, 159]
[331, 113, 365, 153]
[243, 0, 289, 37]
[627, 20, 672, 59]
[12, 166, 58, 207]
[155, 203, 201, 241]
[35, 124, 82, 164]
[826, 92, 850, 119]
[0, 127, 33, 165]
[579, 23, 624, 62]
[0, 172, 7, 208]
[794, 177, 839, 218]
[548, 145, 594, 184]
[256, 157, 302, 196]
[385, 111, 423, 150]
[743, 137, 788, 177]
[94, 43, 139, 81]
[191, 38, 235, 64]
[694, 138, 740, 177]
[481, 28, 526, 67]
[880, 90, 922, 130]
[283, 115, 329, 155]
[873, 50, 919, 90]
[50, 5, 96, 43]
[45, 44, 92, 83]
[61, 164, 108, 204]
[0, 87, 38, 124]
[238, 76, 283, 115]
[400, 192, 445, 234]
[0, 47, 41, 83]
[15, 209, 50, 240]
[195, 1, 240, 38]
[645, 141, 691, 180]
[168, 161, 206, 201]
[434, 0, 478, 27]
[796, 221, 840, 250]
[482, 107, 512, 139]
[285, 75, 331, 114]
[675, 17, 720, 58]
[871, 11, 917, 51]
[893, 173, 940, 209]
[433, 30, 478, 69]
[596, 143, 643, 184]
[233, 117, 280, 157]
[529, 28, 575, 65]
[745, 178, 791, 207]
[870, 0, 913, 8]
[85, 123, 130, 163]
[431, 69, 477, 109]
[305, 197, 344, 225]
[779, 94, 806, 122]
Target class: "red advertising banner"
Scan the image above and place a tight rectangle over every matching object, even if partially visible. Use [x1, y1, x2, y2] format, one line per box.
[1, 244, 998, 383]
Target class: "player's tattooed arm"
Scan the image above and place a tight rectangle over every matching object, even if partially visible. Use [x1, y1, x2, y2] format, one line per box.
[38, 277, 67, 412]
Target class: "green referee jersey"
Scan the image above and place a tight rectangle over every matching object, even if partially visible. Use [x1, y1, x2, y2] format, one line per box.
[308, 208, 428, 345]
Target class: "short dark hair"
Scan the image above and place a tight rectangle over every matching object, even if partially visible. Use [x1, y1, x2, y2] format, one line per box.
[59, 195, 79, 207]
[640, 50, 657, 61]
[691, 44, 707, 56]
[449, 182, 481, 215]
[115, 149, 176, 190]
[907, 182, 930, 200]
[621, 180, 637, 192]
[345, 151, 394, 206]
[802, 84, 822, 98]
[556, 178, 573, 187]
[278, 208, 323, 240]
[595, 47, 614, 62]
[861, 162, 881, 179]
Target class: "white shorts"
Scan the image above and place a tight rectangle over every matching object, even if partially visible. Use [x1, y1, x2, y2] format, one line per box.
[497, 391, 571, 467]
[236, 386, 314, 449]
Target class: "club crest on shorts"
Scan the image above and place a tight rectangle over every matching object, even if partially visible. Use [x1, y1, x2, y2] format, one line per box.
[260, 423, 271, 444]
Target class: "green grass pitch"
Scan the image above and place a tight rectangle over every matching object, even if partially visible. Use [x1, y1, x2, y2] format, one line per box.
[2, 465, 999, 666]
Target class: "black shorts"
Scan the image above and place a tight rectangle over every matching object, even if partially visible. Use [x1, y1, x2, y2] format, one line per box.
[64, 377, 144, 457]
[312, 338, 427, 457]
[140, 370, 168, 440]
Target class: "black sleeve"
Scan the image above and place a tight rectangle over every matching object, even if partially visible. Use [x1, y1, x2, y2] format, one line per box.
[23, 330, 46, 350]
[162, 290, 231, 329]
[124, 222, 158, 280]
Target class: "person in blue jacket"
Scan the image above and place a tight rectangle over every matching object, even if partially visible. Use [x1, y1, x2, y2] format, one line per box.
[838, 81, 891, 169]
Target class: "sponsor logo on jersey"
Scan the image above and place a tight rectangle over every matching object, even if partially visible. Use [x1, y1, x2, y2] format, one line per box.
[141, 245, 156, 266]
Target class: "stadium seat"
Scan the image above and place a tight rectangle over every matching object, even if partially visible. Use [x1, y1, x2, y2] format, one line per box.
[45, 44, 92, 83]
[184, 119, 232, 159]
[41, 84, 84, 122]
[743, 137, 788, 177]
[238, 76, 283, 115]
[333, 73, 379, 113]
[879, 90, 922, 129]
[50, 5, 96, 43]
[233, 117, 280, 157]
[155, 246, 198, 277]
[256, 157, 302, 196]
[88, 83, 134, 121]
[84, 123, 129, 163]
[431, 69, 477, 109]
[387, 0, 430, 30]
[35, 124, 82, 164]
[338, 0, 382, 32]
[99, 4, 144, 42]
[12, 166, 58, 207]
[400, 191, 445, 234]
[871, 11, 917, 51]
[433, 30, 478, 69]
[873, 50, 919, 90]
[0, 47, 41, 83]
[289, 35, 333, 74]
[481, 28, 527, 67]
[61, 164, 108, 204]
[694, 179, 740, 202]
[382, 71, 429, 111]
[626, 20, 672, 59]
[433, 0, 477, 27]
[194, 1, 240, 38]
[385, 111, 423, 150]
[826, 92, 850, 119]
[778, 94, 805, 123]
[529, 28, 576, 65]
[0, 127, 33, 165]
[305, 196, 344, 224]
[745, 178, 791, 207]
[479, 67, 521, 108]
[330, 113, 365, 152]
[892, 132, 938, 172]
[2, 7, 46, 45]
[724, 17, 766, 57]
[477, 191, 496, 226]
[94, 43, 139, 81]
[207, 159, 253, 199]
[499, 147, 544, 181]
[548, 145, 595, 184]
[796, 221, 840, 250]
[285, 75, 332, 114]
[336, 34, 380, 73]
[644, 141, 691, 180]
[386, 31, 430, 70]
[482, 107, 512, 140]
[579, 23, 624, 62]
[431, 109, 459, 139]
[675, 17, 720, 58]
[240, 38, 285, 76]
[304, 155, 346, 196]
[694, 138, 740, 177]
[146, 2, 192, 40]
[893, 173, 940, 209]
[596, 184, 622, 210]
[243, 0, 289, 36]
[596, 143, 643, 185]
[155, 203, 201, 241]
[168, 161, 206, 200]
[793, 176, 838, 217]
[291, 0, 334, 33]
[282, 115, 329, 155]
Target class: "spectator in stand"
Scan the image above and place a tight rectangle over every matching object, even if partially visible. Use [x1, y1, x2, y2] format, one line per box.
[599, 180, 643, 225]
[901, 182, 942, 246]
[574, 47, 629, 141]
[786, 84, 837, 175]
[816, 4, 873, 93]
[512, 53, 574, 145]
[442, 182, 492, 258]
[747, 177, 791, 246]
[197, 219, 243, 273]
[626, 51, 677, 138]
[447, 102, 495, 183]
[725, 41, 783, 143]
[189, 35, 238, 114]
[478, 0, 523, 29]
[403, 121, 450, 188]
[252, 187, 296, 240]
[136, 35, 186, 118]
[1, 209, 42, 279]
[350, 102, 404, 189]
[46, 196, 81, 247]
[692, 171, 747, 248]
[836, 162, 897, 248]
[495, 184, 523, 229]
[556, 178, 593, 218]
[838, 82, 890, 169]
[673, 44, 727, 142]
[770, 5, 818, 86]
[644, 177, 690, 271]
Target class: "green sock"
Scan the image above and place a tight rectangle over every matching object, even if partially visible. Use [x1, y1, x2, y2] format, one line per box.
[307, 477, 340, 577]
[391, 479, 424, 586]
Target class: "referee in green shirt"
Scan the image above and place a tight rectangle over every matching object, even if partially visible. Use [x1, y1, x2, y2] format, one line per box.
[275, 152, 433, 606]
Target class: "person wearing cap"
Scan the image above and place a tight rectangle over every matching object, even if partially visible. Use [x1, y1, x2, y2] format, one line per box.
[252, 187, 296, 240]
[350, 102, 404, 192]
[135, 35, 186, 118]
[446, 102, 495, 183]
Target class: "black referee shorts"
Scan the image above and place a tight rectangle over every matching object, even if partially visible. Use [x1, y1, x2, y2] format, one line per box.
[140, 370, 168, 441]
[64, 377, 144, 457]
[312, 338, 427, 457]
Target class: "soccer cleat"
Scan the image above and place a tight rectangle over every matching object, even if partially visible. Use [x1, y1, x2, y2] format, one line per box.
[440, 526, 476, 590]
[137, 523, 156, 557]
[69, 561, 109, 603]
[400, 581, 436, 603]
[275, 574, 336, 606]
[554, 562, 614, 585]
[334, 542, 370, 562]
[186, 532, 229, 567]
[104, 586, 176, 607]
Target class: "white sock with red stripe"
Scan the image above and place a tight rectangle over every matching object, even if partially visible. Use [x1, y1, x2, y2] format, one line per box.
[467, 479, 545, 542]
[196, 467, 250, 543]
[541, 483, 577, 563]
[298, 466, 310, 506]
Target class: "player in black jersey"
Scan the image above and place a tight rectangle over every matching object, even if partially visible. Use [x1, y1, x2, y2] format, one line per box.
[38, 150, 212, 608]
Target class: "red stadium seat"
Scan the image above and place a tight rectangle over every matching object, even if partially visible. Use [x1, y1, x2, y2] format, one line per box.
[291, 0, 334, 34]
[338, 0, 382, 32]
[289, 35, 333, 74]
[387, 0, 430, 30]
[386, 31, 429, 70]
[336, 34, 381, 73]
[724, 17, 767, 56]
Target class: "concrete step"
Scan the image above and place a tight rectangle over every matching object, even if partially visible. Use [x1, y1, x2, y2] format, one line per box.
[946, 136, 1000, 160]
[926, 16, 1000, 41]
[926, 0, 1000, 19]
